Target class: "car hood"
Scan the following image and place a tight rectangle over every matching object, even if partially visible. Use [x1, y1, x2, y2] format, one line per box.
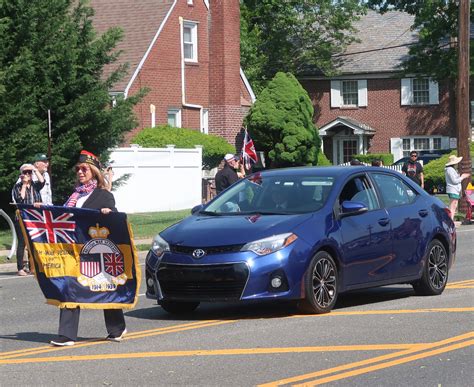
[160, 213, 313, 247]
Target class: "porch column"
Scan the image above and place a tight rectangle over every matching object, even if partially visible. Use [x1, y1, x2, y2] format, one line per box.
[358, 134, 364, 154]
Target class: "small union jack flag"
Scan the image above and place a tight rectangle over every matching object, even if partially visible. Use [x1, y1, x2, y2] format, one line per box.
[22, 209, 76, 244]
[242, 128, 258, 170]
[104, 253, 124, 277]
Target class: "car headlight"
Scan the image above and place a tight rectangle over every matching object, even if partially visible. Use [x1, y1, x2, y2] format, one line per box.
[151, 234, 170, 257]
[241, 233, 298, 256]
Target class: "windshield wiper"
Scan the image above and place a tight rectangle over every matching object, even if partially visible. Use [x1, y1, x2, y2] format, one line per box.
[240, 210, 289, 215]
[198, 210, 222, 216]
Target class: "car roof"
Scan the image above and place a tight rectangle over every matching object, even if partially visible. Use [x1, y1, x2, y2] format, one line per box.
[251, 166, 385, 179]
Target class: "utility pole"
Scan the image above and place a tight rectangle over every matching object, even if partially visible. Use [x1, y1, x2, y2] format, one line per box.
[456, 0, 471, 213]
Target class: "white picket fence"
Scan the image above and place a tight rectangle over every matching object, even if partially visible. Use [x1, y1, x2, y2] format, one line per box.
[109, 146, 202, 213]
[339, 162, 403, 173]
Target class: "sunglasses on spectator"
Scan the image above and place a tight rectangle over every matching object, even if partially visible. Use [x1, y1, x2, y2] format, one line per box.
[23, 170, 33, 175]
[75, 166, 91, 173]
[410, 154, 417, 158]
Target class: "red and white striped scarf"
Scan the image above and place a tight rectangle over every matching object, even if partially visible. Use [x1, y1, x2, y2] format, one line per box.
[64, 180, 97, 207]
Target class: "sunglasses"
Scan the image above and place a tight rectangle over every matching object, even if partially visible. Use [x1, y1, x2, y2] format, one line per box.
[75, 166, 91, 173]
[410, 154, 417, 158]
[23, 170, 33, 175]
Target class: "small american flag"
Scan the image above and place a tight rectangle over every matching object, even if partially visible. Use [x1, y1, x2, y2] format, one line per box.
[80, 253, 101, 278]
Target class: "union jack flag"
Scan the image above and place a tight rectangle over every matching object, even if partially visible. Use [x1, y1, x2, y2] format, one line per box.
[242, 128, 258, 170]
[22, 209, 76, 243]
[104, 253, 124, 277]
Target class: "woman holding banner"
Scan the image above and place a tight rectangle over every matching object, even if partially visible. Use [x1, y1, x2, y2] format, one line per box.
[50, 151, 127, 346]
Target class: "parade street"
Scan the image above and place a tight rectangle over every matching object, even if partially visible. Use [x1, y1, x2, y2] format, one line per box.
[1, 225, 473, 386]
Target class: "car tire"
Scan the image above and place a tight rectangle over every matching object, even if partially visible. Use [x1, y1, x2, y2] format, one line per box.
[412, 239, 448, 296]
[160, 300, 200, 314]
[298, 251, 338, 314]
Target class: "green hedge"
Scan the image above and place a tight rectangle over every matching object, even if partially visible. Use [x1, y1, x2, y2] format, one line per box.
[131, 126, 235, 169]
[317, 151, 332, 166]
[353, 153, 394, 166]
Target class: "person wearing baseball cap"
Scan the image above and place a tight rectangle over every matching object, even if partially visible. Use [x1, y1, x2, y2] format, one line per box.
[32, 153, 52, 205]
[51, 150, 126, 347]
[445, 155, 471, 220]
[215, 153, 243, 194]
[11, 163, 45, 276]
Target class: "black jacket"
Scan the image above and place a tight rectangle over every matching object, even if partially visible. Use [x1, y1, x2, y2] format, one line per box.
[82, 188, 117, 211]
[215, 164, 239, 193]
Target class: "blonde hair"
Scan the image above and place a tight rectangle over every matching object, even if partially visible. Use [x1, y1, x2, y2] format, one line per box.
[76, 163, 107, 189]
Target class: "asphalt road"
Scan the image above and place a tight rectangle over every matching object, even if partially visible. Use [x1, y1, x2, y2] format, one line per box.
[1, 226, 473, 386]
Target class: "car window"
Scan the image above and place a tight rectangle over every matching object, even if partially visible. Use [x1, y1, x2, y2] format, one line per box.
[372, 173, 418, 208]
[204, 174, 334, 214]
[338, 175, 379, 211]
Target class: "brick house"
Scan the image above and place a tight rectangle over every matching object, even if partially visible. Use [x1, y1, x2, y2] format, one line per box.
[300, 11, 456, 165]
[90, 0, 255, 147]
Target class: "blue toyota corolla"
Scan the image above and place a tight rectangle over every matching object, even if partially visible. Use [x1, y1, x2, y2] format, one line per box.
[146, 166, 456, 314]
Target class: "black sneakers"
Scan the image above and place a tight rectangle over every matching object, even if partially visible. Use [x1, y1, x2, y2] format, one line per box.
[106, 328, 127, 342]
[50, 336, 75, 346]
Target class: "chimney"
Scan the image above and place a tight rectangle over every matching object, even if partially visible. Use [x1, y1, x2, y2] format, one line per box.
[208, 0, 242, 144]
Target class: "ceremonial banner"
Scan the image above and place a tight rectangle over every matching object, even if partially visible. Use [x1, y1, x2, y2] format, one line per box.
[16, 204, 141, 309]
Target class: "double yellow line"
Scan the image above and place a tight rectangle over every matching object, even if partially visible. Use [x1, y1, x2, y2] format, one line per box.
[259, 331, 474, 386]
[0, 319, 235, 361]
[446, 279, 474, 289]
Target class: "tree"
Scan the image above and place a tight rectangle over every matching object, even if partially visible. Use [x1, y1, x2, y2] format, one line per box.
[240, 0, 366, 95]
[0, 0, 143, 209]
[244, 72, 320, 168]
[367, 0, 474, 81]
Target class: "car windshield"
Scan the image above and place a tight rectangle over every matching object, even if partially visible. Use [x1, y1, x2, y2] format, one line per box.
[203, 174, 334, 215]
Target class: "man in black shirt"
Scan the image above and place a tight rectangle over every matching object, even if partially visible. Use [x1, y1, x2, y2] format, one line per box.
[402, 151, 424, 188]
[215, 154, 240, 194]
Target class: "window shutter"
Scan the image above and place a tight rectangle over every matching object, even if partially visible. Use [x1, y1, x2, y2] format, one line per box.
[390, 138, 403, 161]
[401, 78, 411, 105]
[358, 80, 367, 107]
[330, 81, 341, 108]
[429, 80, 439, 104]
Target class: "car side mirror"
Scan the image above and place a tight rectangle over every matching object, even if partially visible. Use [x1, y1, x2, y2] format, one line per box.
[340, 201, 368, 217]
[191, 204, 203, 214]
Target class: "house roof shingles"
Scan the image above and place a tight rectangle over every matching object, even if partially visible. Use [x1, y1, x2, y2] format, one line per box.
[337, 10, 417, 75]
[90, 0, 175, 92]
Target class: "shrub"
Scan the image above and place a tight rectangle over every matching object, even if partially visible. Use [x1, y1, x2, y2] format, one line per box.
[132, 126, 235, 169]
[353, 153, 394, 166]
[317, 151, 332, 166]
[244, 72, 320, 168]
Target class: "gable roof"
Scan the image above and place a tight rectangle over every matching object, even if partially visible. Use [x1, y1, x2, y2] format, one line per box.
[90, 0, 176, 93]
[319, 116, 377, 136]
[336, 10, 417, 75]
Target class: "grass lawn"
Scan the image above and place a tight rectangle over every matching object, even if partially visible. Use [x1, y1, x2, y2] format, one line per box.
[0, 209, 191, 251]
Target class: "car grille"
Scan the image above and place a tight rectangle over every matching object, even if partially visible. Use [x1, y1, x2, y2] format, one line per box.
[170, 244, 243, 255]
[157, 263, 249, 301]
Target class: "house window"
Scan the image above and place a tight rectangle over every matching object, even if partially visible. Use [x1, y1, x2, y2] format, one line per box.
[412, 79, 429, 104]
[183, 22, 198, 62]
[342, 80, 358, 106]
[414, 138, 430, 151]
[401, 78, 439, 105]
[330, 80, 367, 108]
[397, 137, 448, 158]
[168, 109, 182, 128]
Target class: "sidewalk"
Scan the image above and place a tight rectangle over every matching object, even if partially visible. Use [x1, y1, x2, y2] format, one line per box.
[0, 238, 152, 273]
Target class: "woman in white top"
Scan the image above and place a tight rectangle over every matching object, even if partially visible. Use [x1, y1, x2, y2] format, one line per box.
[444, 155, 470, 220]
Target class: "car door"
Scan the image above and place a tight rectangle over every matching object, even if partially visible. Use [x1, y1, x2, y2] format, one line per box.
[371, 173, 432, 279]
[336, 174, 392, 286]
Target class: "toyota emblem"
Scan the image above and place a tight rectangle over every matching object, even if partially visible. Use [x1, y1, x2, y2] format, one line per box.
[192, 249, 206, 259]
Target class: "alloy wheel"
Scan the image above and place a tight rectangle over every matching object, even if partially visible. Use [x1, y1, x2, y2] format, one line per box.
[428, 243, 448, 290]
[311, 258, 337, 307]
